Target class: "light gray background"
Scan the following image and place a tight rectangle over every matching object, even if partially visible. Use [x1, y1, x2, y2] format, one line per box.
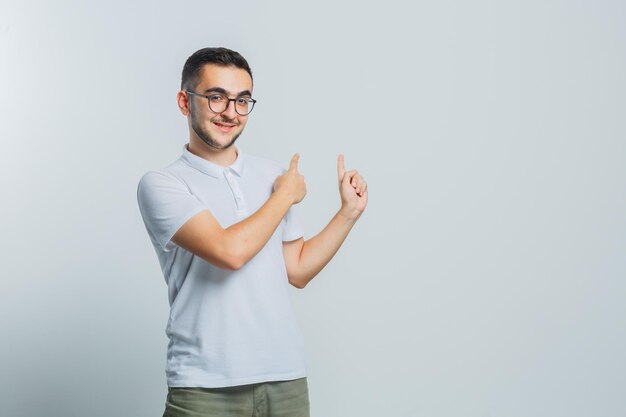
[1, 1, 625, 416]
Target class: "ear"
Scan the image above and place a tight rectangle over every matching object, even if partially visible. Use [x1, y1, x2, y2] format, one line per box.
[177, 90, 190, 116]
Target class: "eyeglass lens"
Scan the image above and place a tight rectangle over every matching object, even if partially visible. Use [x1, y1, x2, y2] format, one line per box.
[208, 94, 254, 115]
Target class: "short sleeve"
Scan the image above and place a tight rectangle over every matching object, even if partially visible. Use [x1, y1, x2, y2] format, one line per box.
[282, 203, 304, 242]
[137, 171, 207, 252]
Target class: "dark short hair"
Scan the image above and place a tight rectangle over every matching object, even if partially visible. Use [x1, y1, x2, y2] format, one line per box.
[181, 47, 253, 91]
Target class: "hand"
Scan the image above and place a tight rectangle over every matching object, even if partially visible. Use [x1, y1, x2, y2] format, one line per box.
[273, 153, 307, 204]
[337, 154, 368, 220]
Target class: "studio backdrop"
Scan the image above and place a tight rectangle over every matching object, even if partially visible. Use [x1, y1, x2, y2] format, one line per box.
[1, 1, 625, 416]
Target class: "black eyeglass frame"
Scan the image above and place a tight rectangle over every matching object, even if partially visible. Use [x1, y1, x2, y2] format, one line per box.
[185, 90, 257, 116]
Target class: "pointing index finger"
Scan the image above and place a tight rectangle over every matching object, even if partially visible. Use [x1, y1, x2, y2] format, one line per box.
[337, 153, 345, 180]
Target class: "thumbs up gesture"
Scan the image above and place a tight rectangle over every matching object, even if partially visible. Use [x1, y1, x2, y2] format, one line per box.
[337, 154, 368, 220]
[273, 153, 307, 204]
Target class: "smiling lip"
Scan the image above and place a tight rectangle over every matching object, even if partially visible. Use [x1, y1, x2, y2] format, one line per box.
[213, 122, 237, 132]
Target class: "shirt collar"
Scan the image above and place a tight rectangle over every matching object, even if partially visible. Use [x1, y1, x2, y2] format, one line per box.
[181, 143, 245, 178]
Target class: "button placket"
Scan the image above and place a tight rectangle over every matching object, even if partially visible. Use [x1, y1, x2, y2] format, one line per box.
[224, 169, 247, 216]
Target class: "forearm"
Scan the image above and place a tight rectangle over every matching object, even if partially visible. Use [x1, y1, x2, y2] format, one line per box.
[225, 190, 293, 266]
[294, 209, 358, 286]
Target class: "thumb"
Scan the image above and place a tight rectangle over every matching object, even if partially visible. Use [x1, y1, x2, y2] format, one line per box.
[342, 169, 357, 186]
[337, 154, 345, 181]
[289, 153, 300, 172]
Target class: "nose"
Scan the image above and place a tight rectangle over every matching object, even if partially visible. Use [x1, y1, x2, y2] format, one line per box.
[220, 99, 238, 120]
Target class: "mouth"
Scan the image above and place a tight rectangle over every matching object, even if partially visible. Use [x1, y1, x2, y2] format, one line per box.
[213, 121, 237, 133]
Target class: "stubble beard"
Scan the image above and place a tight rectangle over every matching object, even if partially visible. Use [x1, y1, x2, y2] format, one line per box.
[190, 106, 242, 150]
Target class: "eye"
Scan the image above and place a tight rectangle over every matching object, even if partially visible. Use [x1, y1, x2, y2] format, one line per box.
[209, 94, 226, 103]
[236, 97, 250, 105]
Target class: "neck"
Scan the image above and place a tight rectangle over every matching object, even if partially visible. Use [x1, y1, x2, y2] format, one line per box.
[187, 137, 238, 167]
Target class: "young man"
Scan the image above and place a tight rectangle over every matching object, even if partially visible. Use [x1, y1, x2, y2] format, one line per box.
[137, 47, 368, 417]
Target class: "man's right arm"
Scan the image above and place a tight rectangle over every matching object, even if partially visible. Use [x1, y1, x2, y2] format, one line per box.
[171, 154, 306, 270]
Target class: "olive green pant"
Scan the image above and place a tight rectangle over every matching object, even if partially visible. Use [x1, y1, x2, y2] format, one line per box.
[163, 377, 310, 417]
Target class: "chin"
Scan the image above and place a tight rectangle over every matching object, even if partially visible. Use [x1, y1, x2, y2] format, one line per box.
[207, 132, 241, 150]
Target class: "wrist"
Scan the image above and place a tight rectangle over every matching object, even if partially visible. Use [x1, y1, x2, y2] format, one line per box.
[272, 188, 295, 206]
[338, 205, 360, 222]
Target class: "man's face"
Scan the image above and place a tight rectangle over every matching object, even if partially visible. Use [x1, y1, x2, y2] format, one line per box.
[186, 64, 253, 150]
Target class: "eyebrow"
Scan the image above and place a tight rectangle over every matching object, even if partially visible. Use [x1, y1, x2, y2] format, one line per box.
[203, 87, 252, 97]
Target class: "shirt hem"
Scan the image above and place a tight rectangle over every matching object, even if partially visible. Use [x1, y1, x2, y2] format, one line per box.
[167, 370, 308, 388]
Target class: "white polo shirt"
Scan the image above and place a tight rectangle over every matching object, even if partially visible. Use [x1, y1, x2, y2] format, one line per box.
[137, 144, 306, 388]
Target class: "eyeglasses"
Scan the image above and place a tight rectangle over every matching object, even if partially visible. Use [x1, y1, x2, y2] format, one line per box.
[185, 90, 257, 116]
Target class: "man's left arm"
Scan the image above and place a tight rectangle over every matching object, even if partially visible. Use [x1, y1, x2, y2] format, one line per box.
[283, 154, 368, 289]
